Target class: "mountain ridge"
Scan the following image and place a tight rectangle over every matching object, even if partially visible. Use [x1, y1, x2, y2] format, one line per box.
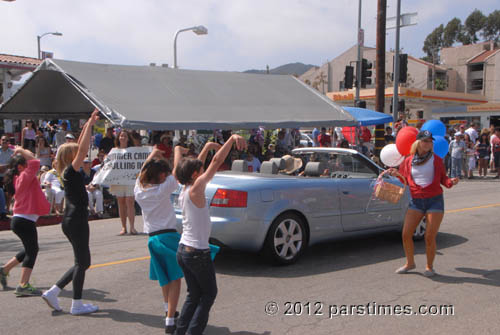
[243, 62, 317, 76]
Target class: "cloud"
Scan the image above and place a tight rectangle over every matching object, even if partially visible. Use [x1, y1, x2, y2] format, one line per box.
[0, 0, 498, 71]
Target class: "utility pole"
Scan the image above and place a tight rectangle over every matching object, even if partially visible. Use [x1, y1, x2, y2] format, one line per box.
[392, 0, 401, 122]
[355, 0, 362, 104]
[375, 0, 387, 156]
[432, 49, 437, 90]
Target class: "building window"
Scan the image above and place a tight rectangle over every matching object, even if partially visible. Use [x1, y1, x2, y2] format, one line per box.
[470, 79, 483, 90]
[469, 64, 484, 72]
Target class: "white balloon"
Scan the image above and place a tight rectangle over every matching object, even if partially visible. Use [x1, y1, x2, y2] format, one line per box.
[380, 144, 405, 167]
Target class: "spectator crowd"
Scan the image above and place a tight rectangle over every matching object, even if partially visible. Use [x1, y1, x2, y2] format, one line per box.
[1, 119, 499, 223]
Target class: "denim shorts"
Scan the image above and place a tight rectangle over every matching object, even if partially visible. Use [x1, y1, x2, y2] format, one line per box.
[408, 194, 444, 214]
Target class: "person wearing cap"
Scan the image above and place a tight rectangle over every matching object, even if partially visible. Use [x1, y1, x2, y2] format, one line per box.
[156, 133, 173, 161]
[65, 133, 76, 143]
[449, 132, 465, 178]
[390, 130, 459, 277]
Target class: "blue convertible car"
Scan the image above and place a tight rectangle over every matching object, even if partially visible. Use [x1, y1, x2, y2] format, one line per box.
[174, 147, 424, 264]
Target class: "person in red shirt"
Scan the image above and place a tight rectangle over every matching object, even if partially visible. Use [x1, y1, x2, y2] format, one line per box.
[389, 130, 459, 277]
[91, 149, 106, 167]
[0, 148, 50, 295]
[156, 134, 173, 161]
[360, 126, 372, 143]
[318, 127, 332, 147]
[491, 127, 500, 179]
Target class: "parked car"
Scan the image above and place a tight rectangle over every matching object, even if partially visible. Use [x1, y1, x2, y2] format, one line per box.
[174, 147, 422, 264]
[299, 133, 314, 147]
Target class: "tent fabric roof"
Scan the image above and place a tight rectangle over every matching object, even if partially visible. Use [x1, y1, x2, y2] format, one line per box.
[0, 59, 356, 130]
[343, 107, 393, 126]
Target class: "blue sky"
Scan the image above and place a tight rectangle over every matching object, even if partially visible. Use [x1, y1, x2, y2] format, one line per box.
[1, 0, 498, 71]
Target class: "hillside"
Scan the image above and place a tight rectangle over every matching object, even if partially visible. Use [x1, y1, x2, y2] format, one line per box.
[244, 62, 317, 76]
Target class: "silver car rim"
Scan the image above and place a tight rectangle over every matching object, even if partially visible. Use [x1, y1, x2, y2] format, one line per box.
[414, 218, 426, 238]
[274, 219, 303, 260]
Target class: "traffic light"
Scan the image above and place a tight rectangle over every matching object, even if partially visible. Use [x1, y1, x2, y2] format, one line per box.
[398, 99, 405, 112]
[399, 54, 408, 83]
[344, 65, 354, 89]
[390, 99, 406, 114]
[361, 58, 373, 88]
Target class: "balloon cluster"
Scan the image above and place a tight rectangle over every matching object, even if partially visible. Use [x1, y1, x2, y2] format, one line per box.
[380, 120, 449, 167]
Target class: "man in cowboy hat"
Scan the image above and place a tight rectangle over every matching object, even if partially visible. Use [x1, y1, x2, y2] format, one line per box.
[280, 155, 303, 175]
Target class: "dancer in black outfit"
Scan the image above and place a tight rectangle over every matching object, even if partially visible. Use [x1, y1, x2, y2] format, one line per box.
[42, 109, 100, 314]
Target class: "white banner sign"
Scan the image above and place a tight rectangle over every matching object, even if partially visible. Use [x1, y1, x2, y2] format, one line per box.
[93, 146, 152, 186]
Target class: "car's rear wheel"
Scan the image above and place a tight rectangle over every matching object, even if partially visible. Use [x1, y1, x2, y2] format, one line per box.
[264, 213, 307, 265]
[413, 217, 426, 240]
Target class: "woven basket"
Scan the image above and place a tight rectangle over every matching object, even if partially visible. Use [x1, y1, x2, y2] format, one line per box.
[374, 170, 406, 204]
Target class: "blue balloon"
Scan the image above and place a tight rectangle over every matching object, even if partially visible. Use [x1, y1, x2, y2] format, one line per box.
[421, 120, 446, 137]
[433, 136, 448, 158]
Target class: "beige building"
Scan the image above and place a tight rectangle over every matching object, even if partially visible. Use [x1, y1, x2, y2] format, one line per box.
[300, 45, 448, 95]
[301, 43, 500, 127]
[441, 41, 500, 102]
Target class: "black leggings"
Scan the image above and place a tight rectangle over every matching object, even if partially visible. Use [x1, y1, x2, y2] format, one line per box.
[56, 218, 91, 300]
[11, 217, 39, 269]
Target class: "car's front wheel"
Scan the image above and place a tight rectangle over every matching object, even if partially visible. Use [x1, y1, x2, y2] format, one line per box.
[264, 213, 307, 265]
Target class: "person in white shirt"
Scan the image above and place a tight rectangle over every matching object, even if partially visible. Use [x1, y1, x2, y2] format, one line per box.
[42, 166, 65, 214]
[175, 135, 246, 335]
[465, 123, 479, 144]
[134, 147, 184, 334]
[54, 122, 68, 148]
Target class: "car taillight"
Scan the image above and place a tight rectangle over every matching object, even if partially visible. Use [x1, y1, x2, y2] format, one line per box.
[210, 189, 247, 208]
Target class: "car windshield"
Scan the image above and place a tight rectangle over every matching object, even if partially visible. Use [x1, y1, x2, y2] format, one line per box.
[292, 151, 379, 177]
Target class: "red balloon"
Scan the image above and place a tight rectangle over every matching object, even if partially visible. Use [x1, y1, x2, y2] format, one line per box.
[395, 127, 418, 156]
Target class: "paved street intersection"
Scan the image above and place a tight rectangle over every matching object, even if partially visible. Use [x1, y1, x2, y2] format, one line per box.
[1, 180, 500, 335]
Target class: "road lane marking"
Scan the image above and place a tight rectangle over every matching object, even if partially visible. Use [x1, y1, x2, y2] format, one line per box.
[89, 256, 150, 269]
[88, 203, 500, 270]
[445, 203, 500, 214]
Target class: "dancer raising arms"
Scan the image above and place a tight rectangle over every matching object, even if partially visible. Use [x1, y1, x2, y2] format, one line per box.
[134, 146, 184, 334]
[175, 135, 246, 335]
[42, 109, 100, 314]
[0, 148, 50, 295]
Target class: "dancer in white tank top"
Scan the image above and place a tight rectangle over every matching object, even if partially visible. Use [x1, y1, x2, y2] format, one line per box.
[174, 135, 247, 335]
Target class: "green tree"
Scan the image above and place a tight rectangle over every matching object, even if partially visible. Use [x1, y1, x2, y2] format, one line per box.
[435, 78, 447, 91]
[423, 24, 444, 63]
[482, 10, 500, 42]
[463, 9, 487, 44]
[443, 18, 462, 47]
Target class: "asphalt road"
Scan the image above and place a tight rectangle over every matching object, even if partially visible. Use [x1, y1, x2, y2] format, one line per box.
[1, 179, 500, 335]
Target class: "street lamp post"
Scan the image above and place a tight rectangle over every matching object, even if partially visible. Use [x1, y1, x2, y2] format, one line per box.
[173, 25, 207, 68]
[37, 32, 63, 59]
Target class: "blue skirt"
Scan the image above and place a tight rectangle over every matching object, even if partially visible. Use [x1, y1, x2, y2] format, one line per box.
[148, 232, 184, 287]
[148, 232, 221, 286]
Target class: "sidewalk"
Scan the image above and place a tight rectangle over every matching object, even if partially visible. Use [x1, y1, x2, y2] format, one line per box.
[0, 213, 105, 231]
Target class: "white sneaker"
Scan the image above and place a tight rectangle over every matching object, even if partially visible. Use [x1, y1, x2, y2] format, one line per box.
[42, 290, 62, 311]
[70, 303, 99, 315]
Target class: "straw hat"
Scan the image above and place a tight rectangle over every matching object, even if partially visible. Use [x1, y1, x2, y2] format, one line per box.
[281, 155, 303, 174]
